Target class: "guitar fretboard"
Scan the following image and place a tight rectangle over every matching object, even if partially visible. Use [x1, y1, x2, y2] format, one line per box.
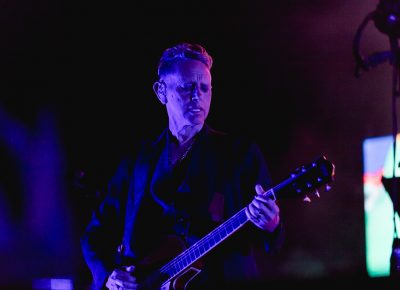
[159, 207, 249, 279]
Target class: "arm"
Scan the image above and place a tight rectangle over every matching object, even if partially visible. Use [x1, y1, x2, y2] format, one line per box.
[80, 158, 133, 289]
[246, 142, 284, 252]
[221, 138, 284, 283]
[234, 139, 284, 253]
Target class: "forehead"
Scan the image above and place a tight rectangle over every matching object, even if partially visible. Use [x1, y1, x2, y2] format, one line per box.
[165, 59, 211, 82]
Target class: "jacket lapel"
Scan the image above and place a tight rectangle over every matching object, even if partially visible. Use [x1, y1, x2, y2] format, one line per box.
[122, 130, 166, 258]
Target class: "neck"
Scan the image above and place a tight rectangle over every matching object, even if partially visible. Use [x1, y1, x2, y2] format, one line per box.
[169, 124, 203, 145]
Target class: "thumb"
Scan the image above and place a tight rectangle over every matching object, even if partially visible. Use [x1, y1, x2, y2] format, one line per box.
[255, 184, 265, 195]
[124, 265, 135, 273]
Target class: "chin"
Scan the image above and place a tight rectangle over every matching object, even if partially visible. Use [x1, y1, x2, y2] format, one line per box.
[187, 116, 204, 126]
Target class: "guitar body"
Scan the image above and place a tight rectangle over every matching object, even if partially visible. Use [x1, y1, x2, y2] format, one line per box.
[161, 264, 202, 290]
[135, 235, 204, 290]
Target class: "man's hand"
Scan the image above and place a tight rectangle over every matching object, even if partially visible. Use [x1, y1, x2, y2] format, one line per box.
[246, 184, 280, 232]
[106, 265, 139, 290]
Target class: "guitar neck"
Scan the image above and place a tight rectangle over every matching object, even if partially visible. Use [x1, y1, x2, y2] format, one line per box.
[159, 206, 250, 280]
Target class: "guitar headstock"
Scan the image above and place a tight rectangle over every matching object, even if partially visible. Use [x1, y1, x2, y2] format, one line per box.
[274, 155, 335, 201]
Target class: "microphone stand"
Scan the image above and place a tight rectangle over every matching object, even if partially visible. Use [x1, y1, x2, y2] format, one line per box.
[353, 2, 400, 276]
[389, 36, 400, 276]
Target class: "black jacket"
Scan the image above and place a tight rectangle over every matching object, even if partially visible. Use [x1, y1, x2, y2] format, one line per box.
[81, 124, 284, 290]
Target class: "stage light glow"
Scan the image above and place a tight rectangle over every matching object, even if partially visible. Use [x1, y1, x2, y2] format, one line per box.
[363, 134, 400, 277]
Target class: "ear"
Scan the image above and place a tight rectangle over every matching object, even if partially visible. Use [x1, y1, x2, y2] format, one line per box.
[153, 81, 167, 105]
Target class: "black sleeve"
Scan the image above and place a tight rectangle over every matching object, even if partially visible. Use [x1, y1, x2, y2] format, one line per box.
[80, 157, 133, 289]
[223, 136, 285, 282]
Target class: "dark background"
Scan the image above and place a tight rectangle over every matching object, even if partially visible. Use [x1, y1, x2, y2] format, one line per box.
[1, 0, 398, 289]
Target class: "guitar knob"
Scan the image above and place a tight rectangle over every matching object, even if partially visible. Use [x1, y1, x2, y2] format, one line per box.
[303, 195, 311, 203]
[314, 190, 320, 198]
[325, 184, 332, 191]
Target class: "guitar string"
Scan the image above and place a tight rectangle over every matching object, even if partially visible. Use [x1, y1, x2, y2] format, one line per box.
[160, 207, 249, 276]
[161, 212, 246, 277]
[160, 188, 277, 277]
[160, 188, 277, 276]
[161, 210, 239, 273]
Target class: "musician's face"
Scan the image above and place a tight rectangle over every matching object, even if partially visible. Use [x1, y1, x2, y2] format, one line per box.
[161, 59, 212, 130]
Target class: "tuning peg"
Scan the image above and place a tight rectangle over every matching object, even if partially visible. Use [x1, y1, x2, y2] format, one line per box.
[325, 184, 332, 191]
[303, 195, 311, 203]
[314, 190, 320, 198]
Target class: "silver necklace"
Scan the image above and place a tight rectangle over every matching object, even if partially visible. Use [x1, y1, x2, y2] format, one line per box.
[169, 138, 196, 165]
[178, 139, 195, 162]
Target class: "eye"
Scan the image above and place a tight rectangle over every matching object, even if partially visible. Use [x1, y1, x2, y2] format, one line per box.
[180, 83, 195, 92]
[200, 84, 210, 93]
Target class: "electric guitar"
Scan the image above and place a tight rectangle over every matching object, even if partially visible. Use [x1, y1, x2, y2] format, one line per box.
[133, 155, 335, 290]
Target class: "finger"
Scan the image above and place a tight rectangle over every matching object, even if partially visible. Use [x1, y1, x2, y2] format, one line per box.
[110, 270, 137, 289]
[259, 202, 279, 220]
[248, 202, 259, 216]
[114, 272, 137, 283]
[252, 199, 280, 220]
[254, 196, 279, 210]
[106, 279, 119, 290]
[248, 209, 265, 229]
[255, 184, 265, 195]
[255, 184, 276, 200]
[247, 203, 263, 221]
[245, 204, 257, 220]
[254, 195, 269, 205]
[248, 195, 281, 232]
[251, 198, 269, 213]
[253, 203, 271, 222]
[115, 267, 135, 276]
[124, 265, 135, 273]
[118, 280, 138, 289]
[109, 277, 138, 290]
[250, 206, 278, 229]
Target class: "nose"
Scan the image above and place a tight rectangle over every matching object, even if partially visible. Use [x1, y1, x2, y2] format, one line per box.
[191, 85, 200, 101]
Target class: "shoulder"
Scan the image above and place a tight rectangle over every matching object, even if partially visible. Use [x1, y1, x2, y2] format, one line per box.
[109, 131, 163, 181]
[203, 124, 262, 156]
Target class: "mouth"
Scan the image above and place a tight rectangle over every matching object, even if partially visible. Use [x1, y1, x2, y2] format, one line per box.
[188, 107, 202, 113]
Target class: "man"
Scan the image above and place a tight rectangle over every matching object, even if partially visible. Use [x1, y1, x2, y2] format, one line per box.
[81, 43, 283, 290]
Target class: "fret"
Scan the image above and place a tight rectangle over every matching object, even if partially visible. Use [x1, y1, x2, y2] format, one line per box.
[207, 236, 215, 247]
[194, 247, 200, 258]
[160, 208, 250, 278]
[189, 249, 195, 261]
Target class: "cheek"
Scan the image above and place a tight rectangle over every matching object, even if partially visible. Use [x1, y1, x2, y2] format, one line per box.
[173, 91, 190, 103]
[169, 95, 187, 113]
[204, 93, 212, 106]
[169, 93, 183, 104]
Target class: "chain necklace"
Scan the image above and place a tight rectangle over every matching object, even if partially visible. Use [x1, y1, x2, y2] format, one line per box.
[169, 137, 196, 165]
[178, 139, 195, 162]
